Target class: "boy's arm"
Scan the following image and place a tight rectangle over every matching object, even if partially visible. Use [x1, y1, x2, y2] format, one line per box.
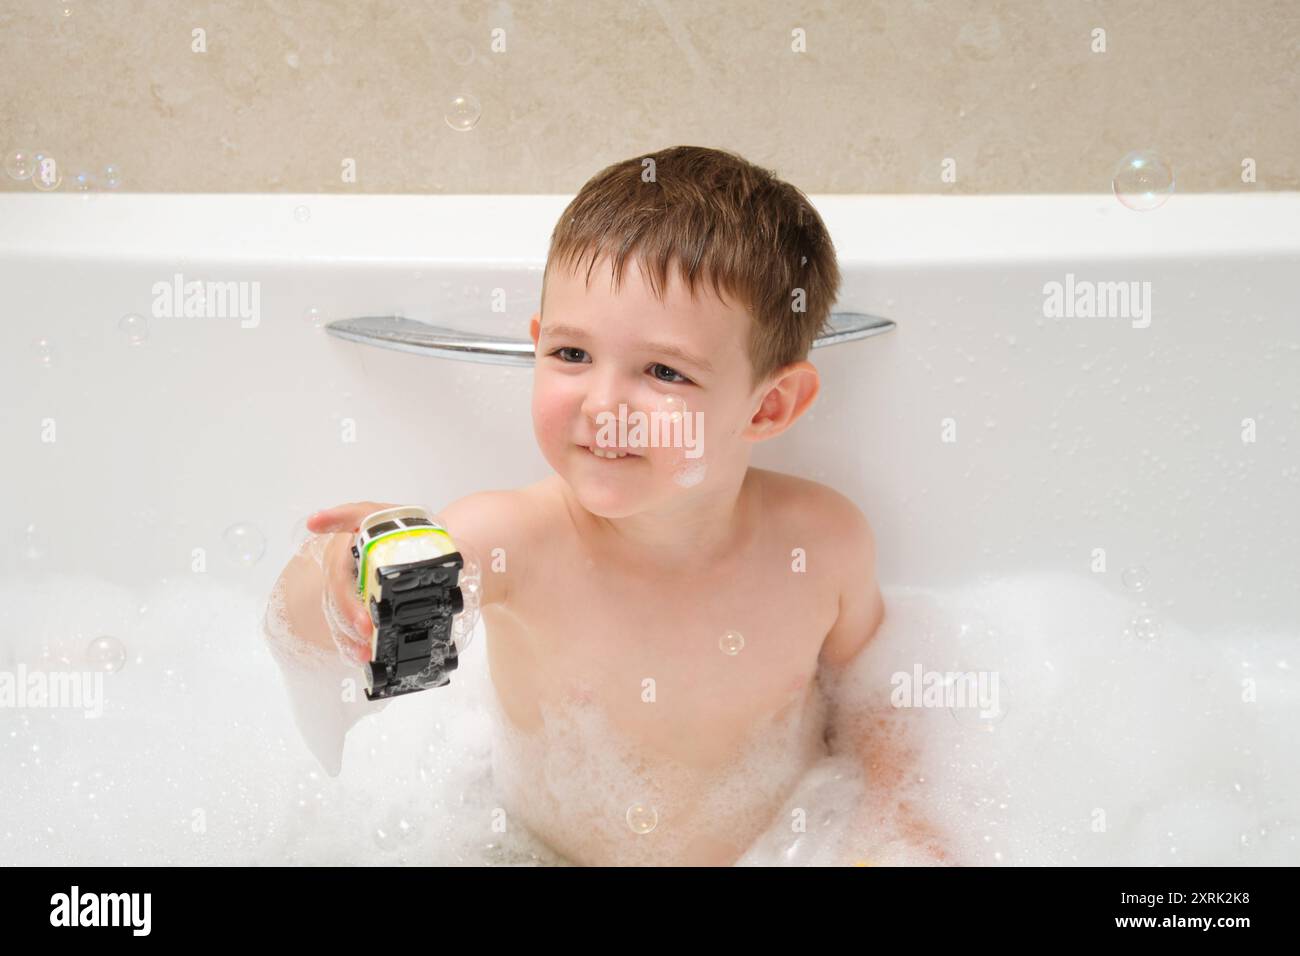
[262, 491, 522, 774]
[817, 492, 884, 672]
[811, 496, 946, 862]
[814, 490, 887, 764]
[437, 489, 524, 610]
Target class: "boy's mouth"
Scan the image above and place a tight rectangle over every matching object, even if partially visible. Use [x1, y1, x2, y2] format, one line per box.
[578, 444, 641, 461]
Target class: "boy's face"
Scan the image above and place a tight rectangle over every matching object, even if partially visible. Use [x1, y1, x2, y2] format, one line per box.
[530, 253, 775, 518]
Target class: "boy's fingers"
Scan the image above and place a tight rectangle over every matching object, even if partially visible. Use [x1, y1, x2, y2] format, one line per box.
[324, 533, 373, 640]
[323, 583, 370, 662]
[306, 505, 363, 534]
[310, 500, 396, 651]
[318, 535, 370, 656]
[306, 501, 392, 535]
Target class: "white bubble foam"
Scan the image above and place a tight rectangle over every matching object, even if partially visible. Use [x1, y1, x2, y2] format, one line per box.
[0, 570, 542, 866]
[672, 457, 707, 488]
[808, 572, 1300, 865]
[487, 680, 829, 865]
[1, 569, 1294, 865]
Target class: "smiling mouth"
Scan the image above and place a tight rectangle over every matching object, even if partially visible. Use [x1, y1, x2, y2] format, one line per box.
[579, 444, 640, 461]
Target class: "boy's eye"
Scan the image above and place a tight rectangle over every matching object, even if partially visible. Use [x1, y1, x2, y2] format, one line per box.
[649, 363, 691, 385]
[549, 348, 693, 385]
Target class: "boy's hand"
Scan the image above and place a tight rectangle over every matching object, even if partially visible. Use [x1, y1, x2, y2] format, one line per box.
[307, 500, 399, 667]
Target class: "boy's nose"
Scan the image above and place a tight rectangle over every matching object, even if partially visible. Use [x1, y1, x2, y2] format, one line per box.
[579, 377, 633, 424]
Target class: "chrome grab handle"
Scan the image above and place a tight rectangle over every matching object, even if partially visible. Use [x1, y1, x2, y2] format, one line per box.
[325, 311, 895, 367]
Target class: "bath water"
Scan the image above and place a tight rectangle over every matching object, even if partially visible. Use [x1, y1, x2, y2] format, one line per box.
[0, 569, 1294, 865]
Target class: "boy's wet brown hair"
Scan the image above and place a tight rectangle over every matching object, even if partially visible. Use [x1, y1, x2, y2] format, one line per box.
[540, 145, 841, 389]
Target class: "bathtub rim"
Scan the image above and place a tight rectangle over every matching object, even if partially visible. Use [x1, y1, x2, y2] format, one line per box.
[2, 192, 1298, 267]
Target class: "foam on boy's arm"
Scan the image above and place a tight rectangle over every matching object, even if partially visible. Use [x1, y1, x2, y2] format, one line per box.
[815, 560, 886, 765]
[261, 541, 388, 776]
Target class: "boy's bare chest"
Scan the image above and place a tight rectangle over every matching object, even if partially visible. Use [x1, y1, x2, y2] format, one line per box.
[484, 533, 838, 764]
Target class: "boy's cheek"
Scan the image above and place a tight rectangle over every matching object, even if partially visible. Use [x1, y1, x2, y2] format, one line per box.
[531, 389, 573, 448]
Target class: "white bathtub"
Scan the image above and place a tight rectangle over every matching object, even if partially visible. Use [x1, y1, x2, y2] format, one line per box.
[1, 193, 1297, 865]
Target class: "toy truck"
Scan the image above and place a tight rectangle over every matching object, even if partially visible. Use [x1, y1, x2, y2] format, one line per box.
[351, 506, 466, 700]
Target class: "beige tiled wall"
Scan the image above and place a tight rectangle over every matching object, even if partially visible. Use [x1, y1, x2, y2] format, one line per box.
[2, 0, 1296, 193]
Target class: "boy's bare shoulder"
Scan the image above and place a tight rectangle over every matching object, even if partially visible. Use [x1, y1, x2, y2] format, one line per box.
[751, 468, 884, 668]
[436, 480, 559, 607]
[751, 466, 878, 596]
[751, 467, 875, 549]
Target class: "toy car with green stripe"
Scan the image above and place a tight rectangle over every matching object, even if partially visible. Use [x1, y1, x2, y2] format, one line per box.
[350, 506, 466, 700]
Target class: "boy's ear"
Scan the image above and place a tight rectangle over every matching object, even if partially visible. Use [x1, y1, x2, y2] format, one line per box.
[744, 360, 820, 443]
[529, 312, 542, 346]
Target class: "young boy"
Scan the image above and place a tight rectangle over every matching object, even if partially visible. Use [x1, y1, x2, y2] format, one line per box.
[267, 145, 925, 866]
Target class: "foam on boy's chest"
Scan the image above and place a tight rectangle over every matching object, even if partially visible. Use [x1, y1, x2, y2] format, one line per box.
[486, 670, 831, 865]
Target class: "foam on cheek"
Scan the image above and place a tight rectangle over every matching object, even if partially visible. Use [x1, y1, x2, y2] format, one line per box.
[671, 457, 707, 488]
[637, 392, 707, 488]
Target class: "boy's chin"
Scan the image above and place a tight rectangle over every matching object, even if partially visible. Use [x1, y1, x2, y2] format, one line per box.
[567, 482, 649, 519]
[560, 465, 659, 517]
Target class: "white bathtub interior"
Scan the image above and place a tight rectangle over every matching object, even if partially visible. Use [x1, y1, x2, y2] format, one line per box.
[0, 193, 1297, 865]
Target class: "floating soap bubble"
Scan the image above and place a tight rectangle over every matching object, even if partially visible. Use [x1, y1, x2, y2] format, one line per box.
[445, 94, 482, 131]
[655, 394, 705, 488]
[1128, 611, 1160, 641]
[31, 153, 61, 191]
[86, 635, 126, 673]
[101, 165, 121, 189]
[32, 337, 55, 367]
[289, 515, 316, 551]
[223, 523, 266, 567]
[1113, 150, 1175, 211]
[302, 306, 325, 328]
[447, 38, 474, 66]
[719, 630, 745, 655]
[118, 313, 148, 345]
[293, 204, 311, 223]
[656, 393, 688, 426]
[625, 803, 658, 834]
[1121, 565, 1150, 592]
[656, 394, 699, 471]
[4, 149, 34, 181]
[70, 169, 96, 191]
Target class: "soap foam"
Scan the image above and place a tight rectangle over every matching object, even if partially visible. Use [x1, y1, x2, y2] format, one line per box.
[797, 572, 1300, 865]
[487, 675, 828, 865]
[0, 570, 1295, 865]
